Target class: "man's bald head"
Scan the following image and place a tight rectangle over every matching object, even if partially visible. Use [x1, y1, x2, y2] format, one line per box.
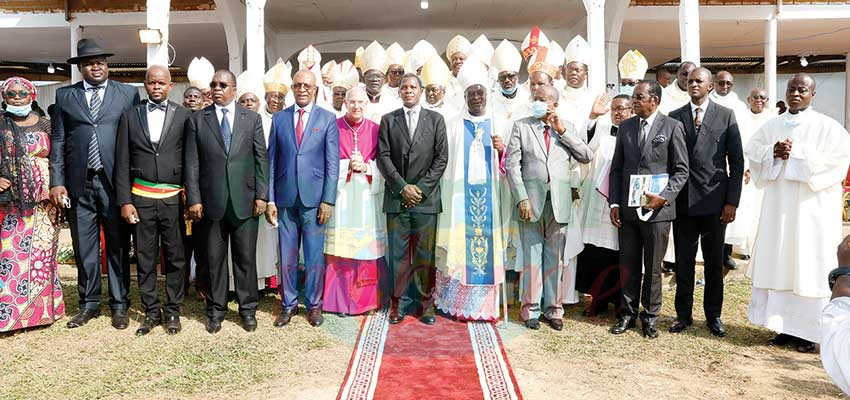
[687, 67, 713, 102]
[748, 87, 768, 114]
[144, 65, 174, 103]
[714, 70, 734, 96]
[785, 72, 816, 113]
[535, 84, 559, 103]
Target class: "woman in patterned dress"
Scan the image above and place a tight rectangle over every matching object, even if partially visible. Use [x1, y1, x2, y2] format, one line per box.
[0, 77, 64, 332]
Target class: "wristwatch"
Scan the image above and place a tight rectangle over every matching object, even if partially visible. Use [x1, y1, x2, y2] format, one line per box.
[828, 267, 850, 290]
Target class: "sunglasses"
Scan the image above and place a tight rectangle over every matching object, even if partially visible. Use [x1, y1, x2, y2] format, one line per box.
[4, 90, 30, 98]
[751, 95, 767, 100]
[209, 82, 230, 89]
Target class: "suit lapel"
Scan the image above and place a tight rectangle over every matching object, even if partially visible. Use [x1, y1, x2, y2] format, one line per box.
[203, 107, 228, 153]
[531, 119, 548, 158]
[694, 101, 718, 152]
[682, 106, 698, 144]
[229, 105, 248, 154]
[395, 110, 412, 146]
[73, 84, 94, 123]
[298, 106, 319, 151]
[136, 104, 154, 150]
[641, 114, 663, 159]
[158, 102, 177, 148]
[282, 107, 296, 149]
[96, 83, 117, 124]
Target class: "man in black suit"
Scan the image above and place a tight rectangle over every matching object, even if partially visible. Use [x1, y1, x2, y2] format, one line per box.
[185, 69, 269, 334]
[115, 65, 193, 336]
[377, 73, 448, 325]
[49, 38, 141, 329]
[608, 80, 689, 339]
[668, 68, 744, 337]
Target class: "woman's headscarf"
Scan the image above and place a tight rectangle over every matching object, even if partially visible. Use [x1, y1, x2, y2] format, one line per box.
[0, 76, 40, 209]
[1, 76, 37, 103]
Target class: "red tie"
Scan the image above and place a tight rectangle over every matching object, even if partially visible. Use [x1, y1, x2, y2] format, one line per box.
[543, 126, 551, 153]
[296, 108, 305, 146]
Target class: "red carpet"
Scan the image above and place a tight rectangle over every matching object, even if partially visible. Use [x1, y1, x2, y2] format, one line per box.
[338, 310, 522, 400]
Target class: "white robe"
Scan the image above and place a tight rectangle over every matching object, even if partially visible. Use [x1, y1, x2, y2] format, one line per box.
[435, 110, 508, 320]
[365, 94, 401, 124]
[821, 296, 850, 395]
[659, 82, 690, 115]
[578, 116, 619, 250]
[746, 107, 850, 342]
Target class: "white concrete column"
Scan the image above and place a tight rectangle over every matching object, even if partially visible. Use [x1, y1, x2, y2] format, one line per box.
[146, 0, 171, 67]
[678, 0, 701, 65]
[604, 0, 630, 92]
[246, 0, 267, 75]
[845, 53, 850, 129]
[214, 0, 246, 74]
[765, 15, 778, 108]
[584, 0, 606, 93]
[70, 25, 82, 83]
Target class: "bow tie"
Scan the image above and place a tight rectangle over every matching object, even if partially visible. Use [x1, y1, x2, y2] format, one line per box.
[147, 101, 167, 112]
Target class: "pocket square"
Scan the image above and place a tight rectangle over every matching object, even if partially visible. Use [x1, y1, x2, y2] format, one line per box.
[312, 127, 320, 132]
[652, 134, 667, 144]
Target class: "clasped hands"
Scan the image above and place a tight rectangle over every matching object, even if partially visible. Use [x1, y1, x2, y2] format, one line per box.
[773, 138, 793, 160]
[401, 184, 423, 209]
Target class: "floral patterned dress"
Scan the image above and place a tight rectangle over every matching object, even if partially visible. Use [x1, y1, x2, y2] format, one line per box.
[0, 118, 64, 331]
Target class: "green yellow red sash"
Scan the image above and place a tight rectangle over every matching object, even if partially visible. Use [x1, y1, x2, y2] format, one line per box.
[131, 178, 183, 199]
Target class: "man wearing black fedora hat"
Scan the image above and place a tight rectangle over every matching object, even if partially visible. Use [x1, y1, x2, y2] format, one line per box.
[49, 38, 141, 330]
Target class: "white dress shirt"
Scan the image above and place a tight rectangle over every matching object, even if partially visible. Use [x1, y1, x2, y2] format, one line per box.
[690, 97, 710, 125]
[293, 103, 313, 131]
[146, 101, 167, 144]
[610, 109, 659, 209]
[214, 101, 236, 130]
[402, 103, 422, 137]
[83, 79, 108, 104]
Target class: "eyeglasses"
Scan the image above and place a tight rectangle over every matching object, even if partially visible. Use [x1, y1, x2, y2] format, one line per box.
[4, 90, 30, 99]
[387, 69, 405, 76]
[498, 73, 518, 81]
[612, 106, 631, 113]
[291, 83, 314, 90]
[751, 95, 767, 100]
[717, 81, 733, 86]
[632, 94, 653, 101]
[209, 82, 230, 89]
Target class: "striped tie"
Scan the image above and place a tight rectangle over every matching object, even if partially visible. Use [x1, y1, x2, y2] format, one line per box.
[87, 86, 103, 171]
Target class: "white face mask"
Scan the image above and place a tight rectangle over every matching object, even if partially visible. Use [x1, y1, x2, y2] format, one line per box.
[4, 103, 31, 117]
[531, 100, 549, 119]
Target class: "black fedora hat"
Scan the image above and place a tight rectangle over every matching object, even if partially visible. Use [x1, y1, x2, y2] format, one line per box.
[66, 38, 115, 64]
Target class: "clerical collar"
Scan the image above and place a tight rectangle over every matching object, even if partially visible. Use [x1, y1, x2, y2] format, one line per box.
[367, 92, 381, 103]
[464, 108, 490, 122]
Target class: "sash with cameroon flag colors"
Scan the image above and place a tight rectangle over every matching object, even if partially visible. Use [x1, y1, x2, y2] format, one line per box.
[131, 178, 183, 199]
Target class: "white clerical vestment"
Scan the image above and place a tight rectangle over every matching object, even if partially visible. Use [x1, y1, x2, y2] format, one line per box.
[746, 107, 850, 342]
[435, 110, 508, 320]
[821, 296, 850, 395]
[659, 82, 690, 115]
[366, 94, 401, 124]
[492, 85, 531, 123]
[579, 115, 619, 250]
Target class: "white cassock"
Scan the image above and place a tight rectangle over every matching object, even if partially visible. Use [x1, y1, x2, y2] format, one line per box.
[366, 95, 401, 124]
[821, 296, 850, 395]
[711, 91, 756, 251]
[746, 107, 850, 342]
[492, 85, 531, 123]
[733, 108, 776, 253]
[380, 84, 400, 104]
[579, 115, 619, 250]
[434, 110, 508, 320]
[422, 101, 457, 122]
[659, 82, 690, 115]
[558, 85, 596, 305]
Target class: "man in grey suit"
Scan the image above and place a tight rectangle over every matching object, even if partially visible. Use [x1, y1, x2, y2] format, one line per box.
[506, 85, 592, 330]
[608, 80, 689, 339]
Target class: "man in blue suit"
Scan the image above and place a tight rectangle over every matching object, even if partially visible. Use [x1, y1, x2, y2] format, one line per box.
[265, 70, 340, 327]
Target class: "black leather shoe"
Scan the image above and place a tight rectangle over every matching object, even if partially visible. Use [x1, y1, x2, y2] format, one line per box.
[524, 318, 540, 330]
[111, 309, 130, 330]
[241, 315, 258, 332]
[419, 304, 436, 325]
[642, 321, 659, 339]
[669, 319, 693, 333]
[274, 308, 297, 327]
[307, 308, 324, 327]
[164, 315, 181, 335]
[723, 244, 737, 270]
[389, 301, 405, 324]
[662, 262, 676, 274]
[768, 333, 794, 346]
[796, 339, 817, 353]
[609, 316, 636, 335]
[135, 315, 162, 336]
[707, 317, 726, 337]
[66, 309, 100, 329]
[540, 315, 564, 331]
[206, 317, 223, 334]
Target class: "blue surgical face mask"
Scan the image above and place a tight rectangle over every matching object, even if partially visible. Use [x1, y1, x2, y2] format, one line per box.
[531, 100, 549, 119]
[500, 85, 518, 96]
[4, 103, 31, 117]
[620, 85, 635, 97]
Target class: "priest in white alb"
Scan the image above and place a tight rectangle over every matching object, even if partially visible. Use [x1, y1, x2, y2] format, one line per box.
[444, 35, 472, 107]
[420, 55, 455, 120]
[435, 58, 508, 321]
[360, 41, 401, 123]
[659, 61, 696, 115]
[381, 43, 406, 104]
[746, 73, 850, 353]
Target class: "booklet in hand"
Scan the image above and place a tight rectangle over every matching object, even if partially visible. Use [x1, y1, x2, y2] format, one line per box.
[628, 173, 669, 208]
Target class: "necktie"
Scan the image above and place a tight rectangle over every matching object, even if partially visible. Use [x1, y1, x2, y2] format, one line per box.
[610, 126, 618, 136]
[543, 125, 551, 153]
[296, 108, 305, 146]
[87, 86, 104, 171]
[694, 107, 702, 132]
[407, 109, 417, 140]
[639, 119, 648, 149]
[220, 108, 232, 153]
[147, 100, 167, 112]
